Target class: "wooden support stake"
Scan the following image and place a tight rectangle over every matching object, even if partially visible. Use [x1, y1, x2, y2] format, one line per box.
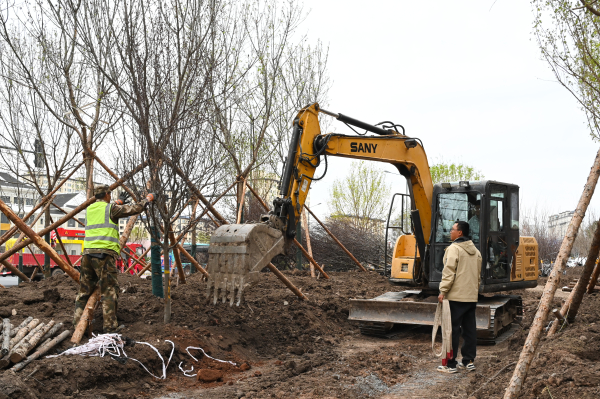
[0, 260, 30, 283]
[125, 247, 150, 274]
[552, 308, 565, 324]
[174, 179, 239, 244]
[266, 262, 306, 300]
[164, 157, 229, 225]
[0, 160, 149, 264]
[236, 178, 247, 224]
[293, 238, 330, 279]
[169, 231, 186, 284]
[304, 205, 368, 272]
[504, 149, 600, 399]
[588, 261, 600, 294]
[71, 287, 100, 344]
[0, 199, 80, 283]
[12, 330, 70, 372]
[48, 216, 74, 269]
[548, 220, 600, 335]
[302, 208, 316, 277]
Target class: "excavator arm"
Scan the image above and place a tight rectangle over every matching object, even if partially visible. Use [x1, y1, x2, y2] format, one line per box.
[269, 103, 433, 253]
[206, 103, 434, 305]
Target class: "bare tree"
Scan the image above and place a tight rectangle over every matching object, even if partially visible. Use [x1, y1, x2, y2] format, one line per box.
[0, 0, 120, 200]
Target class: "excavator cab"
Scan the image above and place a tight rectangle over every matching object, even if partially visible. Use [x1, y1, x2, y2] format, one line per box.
[353, 180, 538, 342]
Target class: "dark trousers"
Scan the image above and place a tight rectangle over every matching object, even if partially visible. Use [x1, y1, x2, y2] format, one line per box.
[447, 301, 477, 368]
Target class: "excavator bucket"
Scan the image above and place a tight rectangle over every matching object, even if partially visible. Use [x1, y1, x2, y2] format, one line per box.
[206, 224, 285, 306]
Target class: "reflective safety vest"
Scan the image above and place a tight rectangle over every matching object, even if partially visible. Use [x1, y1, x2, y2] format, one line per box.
[84, 201, 120, 253]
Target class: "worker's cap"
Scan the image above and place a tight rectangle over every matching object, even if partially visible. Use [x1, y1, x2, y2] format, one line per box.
[93, 184, 111, 196]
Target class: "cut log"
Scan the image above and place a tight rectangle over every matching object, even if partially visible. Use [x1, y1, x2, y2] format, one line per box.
[1, 319, 9, 356]
[11, 330, 70, 372]
[504, 148, 600, 399]
[39, 322, 63, 344]
[9, 319, 40, 349]
[10, 321, 55, 363]
[11, 323, 45, 354]
[71, 287, 100, 344]
[9, 317, 33, 338]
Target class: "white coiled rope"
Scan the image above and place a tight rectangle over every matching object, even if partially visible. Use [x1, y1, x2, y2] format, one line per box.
[432, 299, 452, 358]
[47, 333, 174, 379]
[47, 334, 238, 379]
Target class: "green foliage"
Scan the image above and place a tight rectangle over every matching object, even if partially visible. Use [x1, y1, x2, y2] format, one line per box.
[196, 231, 211, 244]
[430, 162, 484, 185]
[328, 161, 392, 232]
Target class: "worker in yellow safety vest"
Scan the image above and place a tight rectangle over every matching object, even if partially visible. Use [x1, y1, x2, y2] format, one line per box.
[73, 184, 155, 332]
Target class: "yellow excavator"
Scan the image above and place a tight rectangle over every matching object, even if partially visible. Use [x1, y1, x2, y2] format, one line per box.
[206, 103, 539, 343]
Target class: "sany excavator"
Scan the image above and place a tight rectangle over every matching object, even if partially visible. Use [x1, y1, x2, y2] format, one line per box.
[206, 103, 539, 343]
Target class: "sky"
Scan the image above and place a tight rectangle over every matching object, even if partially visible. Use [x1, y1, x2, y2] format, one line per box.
[298, 1, 600, 220]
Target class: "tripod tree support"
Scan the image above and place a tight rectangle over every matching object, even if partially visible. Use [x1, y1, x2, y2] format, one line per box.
[504, 149, 600, 399]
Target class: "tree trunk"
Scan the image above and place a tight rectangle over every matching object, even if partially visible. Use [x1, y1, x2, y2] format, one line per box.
[163, 218, 171, 323]
[71, 288, 100, 344]
[10, 321, 55, 363]
[168, 231, 186, 283]
[302, 209, 315, 277]
[504, 149, 600, 399]
[12, 330, 70, 372]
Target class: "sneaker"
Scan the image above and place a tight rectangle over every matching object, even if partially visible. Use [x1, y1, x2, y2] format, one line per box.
[437, 365, 458, 374]
[457, 361, 476, 372]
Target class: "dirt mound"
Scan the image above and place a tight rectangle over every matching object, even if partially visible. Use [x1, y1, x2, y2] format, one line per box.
[2, 266, 599, 398]
[0, 269, 401, 398]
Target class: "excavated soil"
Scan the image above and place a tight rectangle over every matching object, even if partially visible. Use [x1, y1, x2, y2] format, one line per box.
[0, 266, 599, 398]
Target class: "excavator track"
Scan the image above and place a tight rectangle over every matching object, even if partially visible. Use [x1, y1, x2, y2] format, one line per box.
[350, 291, 522, 345]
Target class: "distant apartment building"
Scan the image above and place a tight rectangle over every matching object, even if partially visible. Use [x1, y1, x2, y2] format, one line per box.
[25, 172, 88, 194]
[548, 210, 574, 238]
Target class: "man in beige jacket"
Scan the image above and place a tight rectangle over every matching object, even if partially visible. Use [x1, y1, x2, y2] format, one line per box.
[437, 221, 482, 373]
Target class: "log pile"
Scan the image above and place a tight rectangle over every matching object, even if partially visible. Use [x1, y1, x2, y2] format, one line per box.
[562, 278, 600, 292]
[0, 316, 68, 371]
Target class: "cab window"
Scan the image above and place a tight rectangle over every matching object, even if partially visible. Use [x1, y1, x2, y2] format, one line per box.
[435, 192, 481, 243]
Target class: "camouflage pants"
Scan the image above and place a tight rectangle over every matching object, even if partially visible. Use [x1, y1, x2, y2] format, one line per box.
[73, 254, 120, 332]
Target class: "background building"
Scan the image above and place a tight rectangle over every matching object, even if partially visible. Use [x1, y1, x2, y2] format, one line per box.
[548, 210, 574, 238]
